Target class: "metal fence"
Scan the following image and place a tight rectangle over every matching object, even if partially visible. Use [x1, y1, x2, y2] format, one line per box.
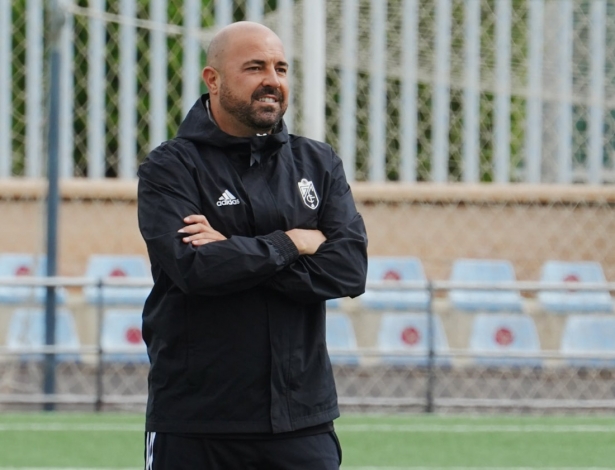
[3, 0, 615, 182]
[1, 276, 615, 413]
[2, 181, 615, 412]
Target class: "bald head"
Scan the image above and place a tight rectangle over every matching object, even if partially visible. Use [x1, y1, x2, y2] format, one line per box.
[206, 22, 284, 70]
[201, 20, 290, 137]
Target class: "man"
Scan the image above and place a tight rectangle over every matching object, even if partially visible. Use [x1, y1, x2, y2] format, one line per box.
[137, 21, 367, 469]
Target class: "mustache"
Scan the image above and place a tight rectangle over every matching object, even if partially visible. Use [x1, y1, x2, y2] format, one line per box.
[252, 87, 284, 102]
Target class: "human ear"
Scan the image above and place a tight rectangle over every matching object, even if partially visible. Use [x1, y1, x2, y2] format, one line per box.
[202, 66, 220, 95]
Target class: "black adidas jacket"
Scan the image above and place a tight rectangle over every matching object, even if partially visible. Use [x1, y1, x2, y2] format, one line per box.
[137, 95, 368, 434]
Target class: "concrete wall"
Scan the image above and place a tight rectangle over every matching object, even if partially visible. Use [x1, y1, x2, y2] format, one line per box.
[3, 179, 615, 279]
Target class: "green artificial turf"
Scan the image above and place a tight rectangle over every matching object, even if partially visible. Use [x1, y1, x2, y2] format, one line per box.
[0, 412, 613, 468]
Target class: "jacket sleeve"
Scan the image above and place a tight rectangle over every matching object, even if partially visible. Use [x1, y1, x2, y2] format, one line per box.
[263, 154, 368, 303]
[137, 145, 299, 296]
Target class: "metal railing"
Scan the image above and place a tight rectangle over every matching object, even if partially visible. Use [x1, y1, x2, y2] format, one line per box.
[1, 276, 615, 412]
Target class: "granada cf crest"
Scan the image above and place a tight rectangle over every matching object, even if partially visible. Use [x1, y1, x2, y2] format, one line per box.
[298, 178, 319, 210]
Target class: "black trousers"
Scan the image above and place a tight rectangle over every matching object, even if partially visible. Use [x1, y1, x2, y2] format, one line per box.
[144, 431, 342, 470]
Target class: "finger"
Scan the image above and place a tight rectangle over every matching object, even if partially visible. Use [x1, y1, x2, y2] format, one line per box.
[182, 234, 212, 243]
[183, 214, 210, 227]
[190, 235, 227, 245]
[179, 223, 211, 234]
[182, 232, 226, 243]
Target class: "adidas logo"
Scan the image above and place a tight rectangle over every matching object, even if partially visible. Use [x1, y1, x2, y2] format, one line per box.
[216, 189, 240, 206]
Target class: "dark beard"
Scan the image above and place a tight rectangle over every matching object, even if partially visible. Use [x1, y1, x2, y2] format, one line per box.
[219, 84, 287, 132]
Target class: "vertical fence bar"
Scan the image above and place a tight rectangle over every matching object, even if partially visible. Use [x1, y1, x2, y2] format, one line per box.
[88, 0, 106, 178]
[463, 0, 480, 183]
[44, 0, 64, 411]
[426, 281, 435, 413]
[0, 0, 11, 177]
[557, 0, 573, 184]
[150, 0, 168, 150]
[246, 0, 264, 23]
[303, 0, 326, 141]
[278, 0, 294, 134]
[59, 4, 74, 178]
[95, 279, 104, 411]
[525, 0, 544, 183]
[400, 0, 418, 182]
[588, 0, 606, 184]
[183, 0, 201, 118]
[119, 0, 137, 179]
[215, 0, 233, 27]
[339, 0, 358, 182]
[26, 0, 43, 177]
[494, 0, 511, 183]
[369, 0, 387, 182]
[432, 0, 452, 183]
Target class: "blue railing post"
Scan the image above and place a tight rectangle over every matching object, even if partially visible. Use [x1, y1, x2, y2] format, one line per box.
[426, 280, 435, 413]
[95, 278, 105, 411]
[43, 0, 65, 412]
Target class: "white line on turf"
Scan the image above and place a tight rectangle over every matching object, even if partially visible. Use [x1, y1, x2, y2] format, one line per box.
[1, 423, 615, 433]
[0, 467, 613, 470]
[344, 468, 615, 470]
[335, 424, 615, 433]
[0, 424, 143, 432]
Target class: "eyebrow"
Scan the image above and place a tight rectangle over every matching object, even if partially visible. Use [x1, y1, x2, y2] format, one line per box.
[242, 59, 289, 68]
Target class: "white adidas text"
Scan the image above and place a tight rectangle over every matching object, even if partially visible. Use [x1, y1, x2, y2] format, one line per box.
[217, 189, 240, 206]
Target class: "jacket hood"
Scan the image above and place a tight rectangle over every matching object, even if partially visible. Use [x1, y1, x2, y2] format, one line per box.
[176, 94, 289, 151]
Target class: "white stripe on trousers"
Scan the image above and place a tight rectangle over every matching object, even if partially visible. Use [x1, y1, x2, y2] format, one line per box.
[145, 432, 156, 470]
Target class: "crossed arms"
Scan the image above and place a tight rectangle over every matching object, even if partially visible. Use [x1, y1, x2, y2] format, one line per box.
[179, 214, 326, 255]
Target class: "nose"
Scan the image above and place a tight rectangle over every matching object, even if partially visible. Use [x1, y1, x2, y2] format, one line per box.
[262, 65, 281, 88]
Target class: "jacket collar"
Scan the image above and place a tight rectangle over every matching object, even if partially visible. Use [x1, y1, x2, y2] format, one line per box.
[176, 94, 289, 153]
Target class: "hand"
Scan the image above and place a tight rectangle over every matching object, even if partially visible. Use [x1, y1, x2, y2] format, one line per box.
[285, 229, 326, 255]
[179, 214, 227, 246]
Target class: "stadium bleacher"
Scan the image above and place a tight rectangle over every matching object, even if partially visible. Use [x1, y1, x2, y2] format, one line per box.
[448, 258, 524, 312]
[325, 311, 359, 365]
[101, 309, 148, 363]
[82, 254, 151, 306]
[360, 256, 430, 311]
[5, 308, 81, 362]
[469, 313, 542, 367]
[560, 314, 615, 368]
[1, 253, 614, 368]
[538, 261, 613, 313]
[0, 253, 68, 304]
[376, 312, 450, 367]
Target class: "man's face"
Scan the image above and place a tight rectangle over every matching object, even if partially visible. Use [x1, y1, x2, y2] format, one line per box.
[214, 33, 289, 135]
